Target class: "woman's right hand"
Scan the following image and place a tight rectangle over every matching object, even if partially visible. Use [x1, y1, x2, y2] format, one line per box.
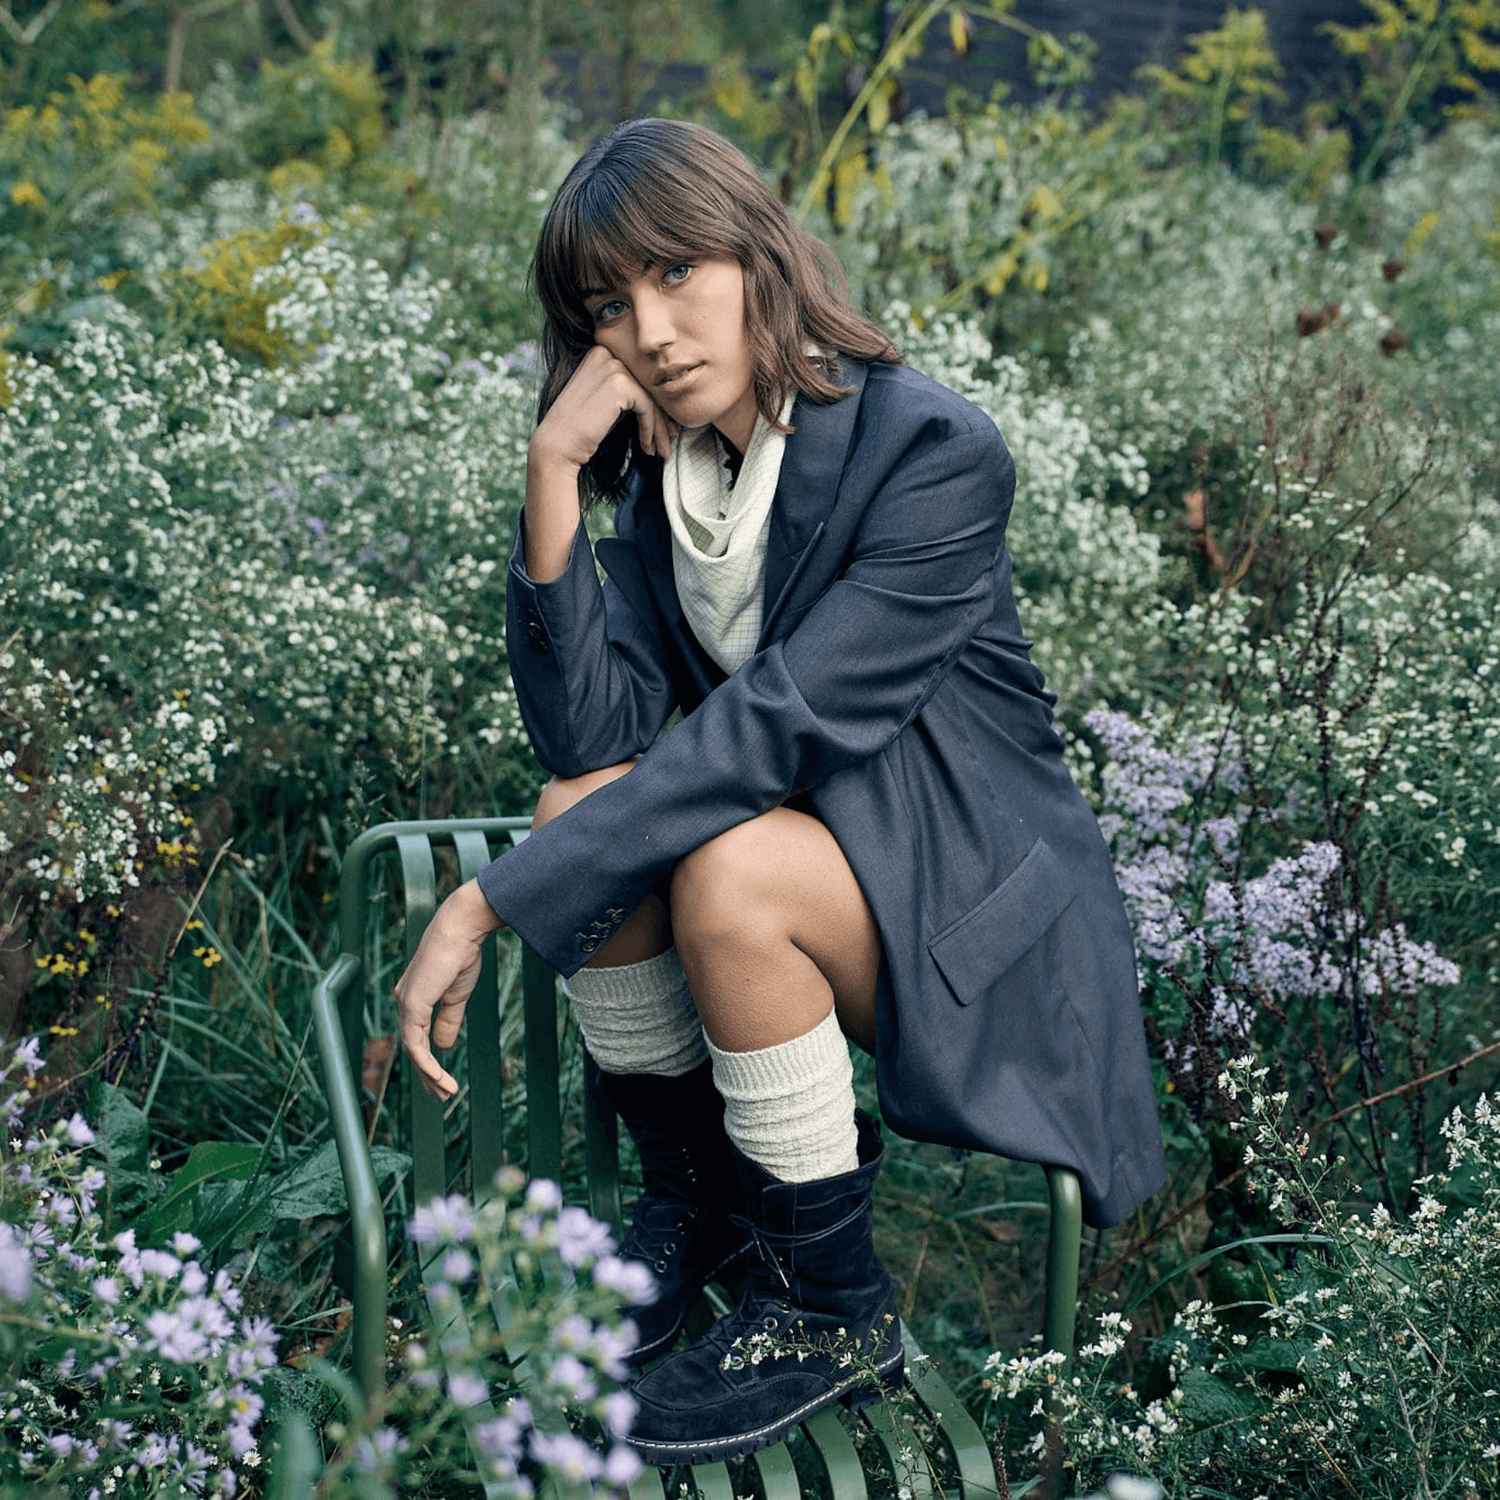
[530, 344, 683, 469]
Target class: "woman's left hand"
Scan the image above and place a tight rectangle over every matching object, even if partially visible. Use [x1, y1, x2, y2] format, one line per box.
[393, 879, 506, 1103]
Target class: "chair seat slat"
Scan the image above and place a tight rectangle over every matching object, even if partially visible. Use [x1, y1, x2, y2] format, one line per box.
[419, 1277, 513, 1500]
[801, 1408, 868, 1500]
[898, 1325, 999, 1500]
[747, 1438, 801, 1500]
[856, 1372, 934, 1500]
[684, 1460, 736, 1500]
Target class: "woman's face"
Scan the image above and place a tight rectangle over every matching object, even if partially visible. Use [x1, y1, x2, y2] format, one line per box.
[583, 252, 758, 455]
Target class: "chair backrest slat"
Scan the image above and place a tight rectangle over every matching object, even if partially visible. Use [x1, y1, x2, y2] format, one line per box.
[453, 830, 505, 1203]
[582, 1055, 623, 1237]
[504, 829, 566, 1190]
[398, 834, 448, 1213]
[521, 943, 564, 1187]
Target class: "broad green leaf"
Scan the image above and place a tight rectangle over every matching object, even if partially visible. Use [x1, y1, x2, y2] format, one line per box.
[133, 1141, 263, 1244]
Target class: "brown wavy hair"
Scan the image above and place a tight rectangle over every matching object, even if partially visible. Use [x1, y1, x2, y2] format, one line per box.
[526, 116, 905, 516]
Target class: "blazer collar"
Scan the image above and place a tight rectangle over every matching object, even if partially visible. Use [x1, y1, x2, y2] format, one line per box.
[603, 354, 869, 691]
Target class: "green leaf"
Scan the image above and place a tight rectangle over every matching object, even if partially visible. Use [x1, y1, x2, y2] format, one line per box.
[265, 1140, 410, 1220]
[266, 1409, 325, 1497]
[91, 1082, 150, 1178]
[133, 1141, 263, 1245]
[1223, 1336, 1318, 1375]
[194, 1141, 411, 1251]
[1174, 1367, 1264, 1424]
[196, 1177, 275, 1249]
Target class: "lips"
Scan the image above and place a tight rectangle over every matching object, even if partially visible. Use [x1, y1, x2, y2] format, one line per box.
[659, 363, 702, 389]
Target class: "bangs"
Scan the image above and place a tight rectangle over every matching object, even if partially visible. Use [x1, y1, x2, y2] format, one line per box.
[552, 169, 731, 321]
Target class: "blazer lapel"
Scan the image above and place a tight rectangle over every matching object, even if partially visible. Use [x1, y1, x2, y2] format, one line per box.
[597, 354, 868, 693]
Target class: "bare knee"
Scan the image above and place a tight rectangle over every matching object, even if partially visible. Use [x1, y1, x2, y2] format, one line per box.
[532, 753, 643, 829]
[669, 821, 780, 945]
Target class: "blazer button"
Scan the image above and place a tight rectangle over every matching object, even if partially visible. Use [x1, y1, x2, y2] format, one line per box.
[527, 619, 549, 652]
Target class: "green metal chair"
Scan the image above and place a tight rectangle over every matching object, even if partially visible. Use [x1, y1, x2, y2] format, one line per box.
[313, 817, 1084, 1500]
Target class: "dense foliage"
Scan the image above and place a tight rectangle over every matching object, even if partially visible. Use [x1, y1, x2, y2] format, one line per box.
[3, 3, 1498, 1495]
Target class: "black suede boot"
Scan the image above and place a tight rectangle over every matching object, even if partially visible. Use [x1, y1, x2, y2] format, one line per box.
[621, 1107, 906, 1465]
[597, 1057, 755, 1370]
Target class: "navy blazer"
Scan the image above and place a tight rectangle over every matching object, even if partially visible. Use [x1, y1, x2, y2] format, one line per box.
[477, 354, 1167, 1230]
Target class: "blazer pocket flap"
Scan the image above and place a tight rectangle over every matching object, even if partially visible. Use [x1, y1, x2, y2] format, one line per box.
[928, 836, 1079, 1006]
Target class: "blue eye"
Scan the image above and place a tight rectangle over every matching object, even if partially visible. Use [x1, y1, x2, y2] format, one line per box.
[593, 262, 693, 323]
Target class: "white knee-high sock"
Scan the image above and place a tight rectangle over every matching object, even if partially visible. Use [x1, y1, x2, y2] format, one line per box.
[705, 1007, 860, 1182]
[559, 945, 708, 1077]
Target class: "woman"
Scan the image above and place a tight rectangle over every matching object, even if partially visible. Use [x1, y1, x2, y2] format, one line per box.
[394, 117, 1167, 1466]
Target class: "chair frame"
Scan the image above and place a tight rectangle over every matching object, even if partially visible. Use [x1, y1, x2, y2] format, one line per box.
[312, 818, 1083, 1500]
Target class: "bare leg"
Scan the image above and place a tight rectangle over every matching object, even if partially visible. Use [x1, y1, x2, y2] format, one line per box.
[668, 804, 882, 1057]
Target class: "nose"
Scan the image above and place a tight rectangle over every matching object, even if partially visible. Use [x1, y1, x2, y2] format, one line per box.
[630, 285, 678, 358]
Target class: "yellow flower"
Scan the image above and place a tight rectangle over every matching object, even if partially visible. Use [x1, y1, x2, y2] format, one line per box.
[10, 180, 47, 210]
[48, 1025, 80, 1037]
[96, 269, 129, 291]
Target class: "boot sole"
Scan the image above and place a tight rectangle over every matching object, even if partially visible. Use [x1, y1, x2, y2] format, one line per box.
[623, 1346, 908, 1466]
[621, 1240, 756, 1367]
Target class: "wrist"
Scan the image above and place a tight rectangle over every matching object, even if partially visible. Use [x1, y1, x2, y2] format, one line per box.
[528, 438, 582, 477]
[451, 878, 506, 936]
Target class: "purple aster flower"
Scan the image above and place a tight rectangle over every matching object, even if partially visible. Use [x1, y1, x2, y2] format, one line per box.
[555, 1206, 613, 1267]
[546, 1353, 596, 1402]
[408, 1193, 476, 1245]
[593, 1254, 656, 1303]
[0, 1223, 33, 1303]
[440, 1248, 474, 1284]
[11, 1036, 44, 1075]
[599, 1389, 638, 1437]
[447, 1370, 488, 1408]
[139, 1248, 181, 1279]
[529, 1428, 602, 1482]
[473, 1414, 525, 1461]
[524, 1179, 563, 1213]
[353, 1426, 409, 1473]
[603, 1444, 644, 1486]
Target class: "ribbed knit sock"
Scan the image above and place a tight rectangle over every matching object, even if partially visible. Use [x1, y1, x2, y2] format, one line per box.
[705, 1006, 860, 1182]
[559, 945, 709, 1077]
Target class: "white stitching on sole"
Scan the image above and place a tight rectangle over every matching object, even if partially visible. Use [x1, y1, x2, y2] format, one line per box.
[625, 1347, 906, 1456]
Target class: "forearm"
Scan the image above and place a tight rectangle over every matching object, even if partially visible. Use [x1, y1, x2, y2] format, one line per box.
[522, 440, 584, 583]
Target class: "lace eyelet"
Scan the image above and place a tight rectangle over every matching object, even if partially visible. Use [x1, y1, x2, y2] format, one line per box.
[654, 1259, 668, 1272]
[762, 1314, 778, 1330]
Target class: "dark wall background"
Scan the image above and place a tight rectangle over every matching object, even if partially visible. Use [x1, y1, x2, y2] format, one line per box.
[544, 0, 1387, 136]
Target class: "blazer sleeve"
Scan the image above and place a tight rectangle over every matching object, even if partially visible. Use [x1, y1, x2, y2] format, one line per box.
[478, 422, 1015, 978]
[505, 501, 679, 777]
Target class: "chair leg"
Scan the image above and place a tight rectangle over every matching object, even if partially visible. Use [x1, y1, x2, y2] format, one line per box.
[1037, 1166, 1083, 1500]
[1043, 1165, 1083, 1376]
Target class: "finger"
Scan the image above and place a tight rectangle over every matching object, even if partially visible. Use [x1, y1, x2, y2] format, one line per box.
[432, 995, 469, 1051]
[402, 1019, 457, 1101]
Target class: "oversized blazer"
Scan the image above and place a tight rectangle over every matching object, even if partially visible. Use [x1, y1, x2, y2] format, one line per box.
[476, 353, 1168, 1231]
